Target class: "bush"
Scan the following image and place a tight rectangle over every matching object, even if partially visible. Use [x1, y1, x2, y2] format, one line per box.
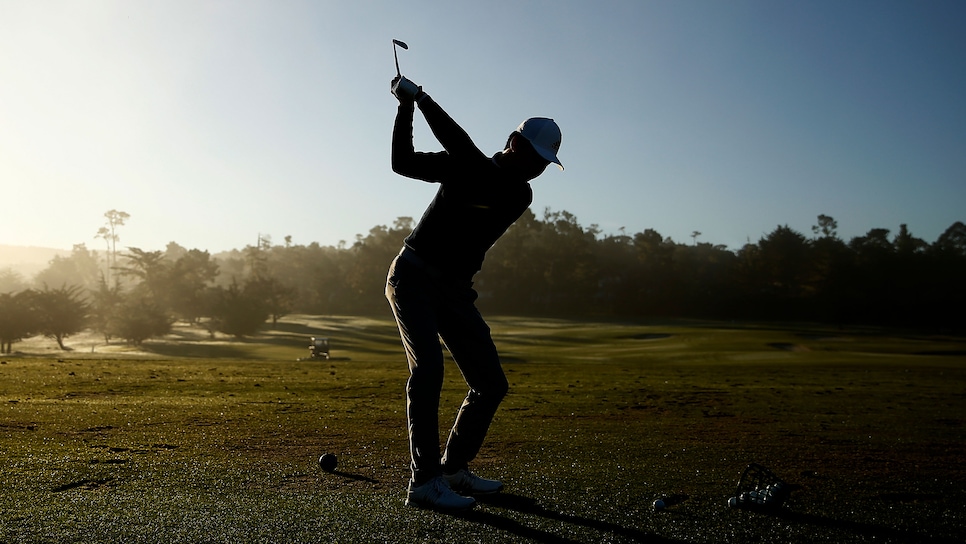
[111, 296, 172, 346]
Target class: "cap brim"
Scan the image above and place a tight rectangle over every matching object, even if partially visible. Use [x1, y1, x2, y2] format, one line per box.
[533, 145, 564, 170]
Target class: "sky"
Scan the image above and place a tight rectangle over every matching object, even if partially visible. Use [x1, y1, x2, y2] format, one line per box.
[2, 0, 964, 254]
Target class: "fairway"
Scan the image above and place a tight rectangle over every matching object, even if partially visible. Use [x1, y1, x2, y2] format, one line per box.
[2, 316, 964, 543]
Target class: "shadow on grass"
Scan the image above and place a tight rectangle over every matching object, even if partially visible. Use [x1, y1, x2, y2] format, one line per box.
[769, 508, 960, 544]
[332, 470, 378, 485]
[455, 493, 686, 544]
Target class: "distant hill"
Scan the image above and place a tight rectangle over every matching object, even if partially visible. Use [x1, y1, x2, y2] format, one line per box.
[0, 245, 71, 278]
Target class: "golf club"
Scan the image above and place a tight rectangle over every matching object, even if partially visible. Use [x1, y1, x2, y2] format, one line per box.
[392, 39, 408, 78]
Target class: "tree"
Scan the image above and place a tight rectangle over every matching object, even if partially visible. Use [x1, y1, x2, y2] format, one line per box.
[927, 222, 966, 332]
[0, 290, 38, 353]
[591, 231, 637, 315]
[208, 280, 269, 338]
[523, 209, 600, 314]
[20, 207, 951, 330]
[163, 241, 189, 262]
[932, 221, 966, 257]
[632, 228, 678, 315]
[344, 219, 412, 313]
[811, 214, 839, 239]
[481, 209, 545, 313]
[893, 224, 927, 255]
[757, 225, 810, 295]
[95, 210, 130, 282]
[244, 275, 295, 327]
[116, 248, 169, 308]
[849, 228, 892, 256]
[245, 235, 272, 278]
[33, 244, 102, 293]
[165, 248, 220, 323]
[0, 268, 28, 294]
[88, 277, 123, 343]
[298, 243, 354, 314]
[110, 294, 172, 346]
[807, 216, 850, 323]
[847, 227, 905, 325]
[33, 285, 89, 350]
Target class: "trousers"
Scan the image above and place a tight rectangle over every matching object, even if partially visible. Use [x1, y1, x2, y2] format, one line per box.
[385, 249, 509, 485]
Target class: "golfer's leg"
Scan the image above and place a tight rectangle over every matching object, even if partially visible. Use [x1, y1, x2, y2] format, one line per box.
[386, 259, 445, 485]
[438, 303, 508, 472]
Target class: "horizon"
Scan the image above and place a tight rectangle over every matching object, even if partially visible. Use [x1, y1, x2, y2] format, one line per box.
[2, 211, 962, 259]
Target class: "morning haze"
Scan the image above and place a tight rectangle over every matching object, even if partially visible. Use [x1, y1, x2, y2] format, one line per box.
[2, 208, 963, 353]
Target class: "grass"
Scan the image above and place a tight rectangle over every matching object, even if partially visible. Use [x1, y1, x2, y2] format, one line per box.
[1, 316, 964, 543]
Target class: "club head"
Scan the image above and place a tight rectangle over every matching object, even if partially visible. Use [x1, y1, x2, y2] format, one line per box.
[392, 39, 408, 78]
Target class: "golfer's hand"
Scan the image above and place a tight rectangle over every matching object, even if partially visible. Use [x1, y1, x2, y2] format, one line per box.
[391, 76, 421, 102]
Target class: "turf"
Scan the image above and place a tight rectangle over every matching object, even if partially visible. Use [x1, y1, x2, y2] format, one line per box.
[1, 316, 964, 543]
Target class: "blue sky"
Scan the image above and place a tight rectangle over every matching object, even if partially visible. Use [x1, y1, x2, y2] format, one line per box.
[2, 0, 963, 253]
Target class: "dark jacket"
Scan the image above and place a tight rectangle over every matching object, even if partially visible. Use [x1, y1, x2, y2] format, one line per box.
[392, 97, 533, 280]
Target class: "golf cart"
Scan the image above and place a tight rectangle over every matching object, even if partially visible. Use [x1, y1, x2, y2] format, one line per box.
[308, 337, 330, 360]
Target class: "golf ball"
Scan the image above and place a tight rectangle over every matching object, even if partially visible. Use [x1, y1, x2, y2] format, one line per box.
[319, 453, 337, 472]
[652, 499, 665, 511]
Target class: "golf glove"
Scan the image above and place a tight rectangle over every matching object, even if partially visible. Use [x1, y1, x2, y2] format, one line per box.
[391, 76, 423, 102]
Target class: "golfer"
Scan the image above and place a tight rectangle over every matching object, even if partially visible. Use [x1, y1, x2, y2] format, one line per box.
[386, 75, 562, 511]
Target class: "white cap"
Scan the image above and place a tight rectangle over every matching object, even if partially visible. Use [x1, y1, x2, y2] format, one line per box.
[517, 117, 563, 170]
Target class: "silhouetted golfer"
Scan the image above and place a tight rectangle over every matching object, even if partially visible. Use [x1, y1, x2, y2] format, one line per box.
[386, 75, 562, 511]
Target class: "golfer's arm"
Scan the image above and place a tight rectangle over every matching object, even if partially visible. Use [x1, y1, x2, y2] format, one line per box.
[416, 95, 480, 159]
[392, 101, 451, 182]
[391, 101, 418, 174]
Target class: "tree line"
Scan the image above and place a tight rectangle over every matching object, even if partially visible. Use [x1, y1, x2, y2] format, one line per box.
[1, 209, 963, 352]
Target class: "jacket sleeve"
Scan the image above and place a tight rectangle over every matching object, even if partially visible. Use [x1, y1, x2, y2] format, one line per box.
[391, 94, 486, 182]
[391, 100, 449, 182]
[416, 95, 484, 160]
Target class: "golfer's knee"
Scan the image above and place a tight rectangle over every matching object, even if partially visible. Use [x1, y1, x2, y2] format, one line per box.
[473, 375, 508, 405]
